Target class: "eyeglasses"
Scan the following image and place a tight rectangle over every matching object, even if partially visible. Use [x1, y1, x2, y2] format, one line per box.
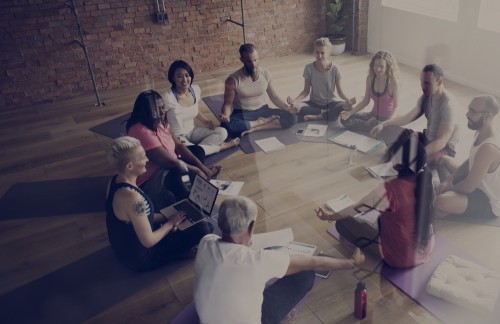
[467, 107, 488, 115]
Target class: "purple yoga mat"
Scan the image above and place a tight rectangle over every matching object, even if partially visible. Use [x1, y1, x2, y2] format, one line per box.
[171, 277, 319, 324]
[202, 94, 224, 121]
[441, 214, 500, 227]
[328, 224, 500, 324]
[238, 128, 300, 154]
[0, 247, 190, 324]
[89, 112, 130, 139]
[0, 176, 109, 220]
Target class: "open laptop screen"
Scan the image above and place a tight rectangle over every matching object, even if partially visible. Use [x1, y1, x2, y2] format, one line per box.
[188, 175, 219, 216]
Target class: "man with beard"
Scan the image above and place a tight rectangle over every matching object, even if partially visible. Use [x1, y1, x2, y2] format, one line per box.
[434, 95, 500, 219]
[219, 43, 298, 137]
[371, 64, 459, 179]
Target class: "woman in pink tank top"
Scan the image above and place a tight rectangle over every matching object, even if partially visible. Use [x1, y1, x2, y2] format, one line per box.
[341, 51, 400, 134]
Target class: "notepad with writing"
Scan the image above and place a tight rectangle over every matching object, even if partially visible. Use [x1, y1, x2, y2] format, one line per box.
[254, 136, 285, 153]
[328, 130, 382, 153]
[366, 162, 398, 179]
[275, 241, 317, 256]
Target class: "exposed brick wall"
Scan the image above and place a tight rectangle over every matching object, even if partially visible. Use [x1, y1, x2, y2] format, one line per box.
[0, 0, 327, 110]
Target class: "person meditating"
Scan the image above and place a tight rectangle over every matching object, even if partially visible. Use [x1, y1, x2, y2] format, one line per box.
[194, 196, 365, 324]
[126, 90, 221, 210]
[105, 136, 212, 271]
[164, 60, 239, 156]
[340, 51, 400, 133]
[219, 43, 298, 137]
[315, 131, 435, 268]
[287, 37, 356, 122]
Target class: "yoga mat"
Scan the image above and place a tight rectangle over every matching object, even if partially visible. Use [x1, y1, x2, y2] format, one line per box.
[441, 214, 500, 227]
[328, 224, 500, 324]
[0, 246, 189, 324]
[0, 176, 109, 220]
[89, 112, 130, 139]
[238, 128, 300, 154]
[202, 94, 224, 121]
[170, 277, 318, 324]
[381, 236, 500, 324]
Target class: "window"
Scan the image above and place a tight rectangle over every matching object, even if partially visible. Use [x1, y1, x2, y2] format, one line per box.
[382, 0, 459, 22]
[478, 0, 500, 33]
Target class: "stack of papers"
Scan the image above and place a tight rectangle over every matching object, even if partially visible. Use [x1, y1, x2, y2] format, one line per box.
[303, 124, 328, 137]
[254, 136, 285, 153]
[366, 162, 398, 179]
[251, 228, 317, 256]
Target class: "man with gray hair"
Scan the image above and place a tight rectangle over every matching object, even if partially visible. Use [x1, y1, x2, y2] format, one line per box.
[194, 196, 364, 324]
[434, 95, 500, 218]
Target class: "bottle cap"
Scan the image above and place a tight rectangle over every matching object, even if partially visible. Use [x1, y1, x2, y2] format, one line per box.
[356, 281, 365, 290]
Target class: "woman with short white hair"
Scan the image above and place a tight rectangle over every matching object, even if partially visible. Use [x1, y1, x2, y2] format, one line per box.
[105, 136, 212, 271]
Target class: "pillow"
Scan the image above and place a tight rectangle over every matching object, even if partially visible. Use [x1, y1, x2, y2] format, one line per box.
[426, 254, 500, 313]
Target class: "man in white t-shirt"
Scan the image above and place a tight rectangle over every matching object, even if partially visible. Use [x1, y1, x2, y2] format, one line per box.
[219, 43, 299, 137]
[194, 196, 364, 324]
[434, 95, 500, 218]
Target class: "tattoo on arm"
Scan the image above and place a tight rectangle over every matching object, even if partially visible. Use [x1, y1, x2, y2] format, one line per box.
[133, 200, 146, 216]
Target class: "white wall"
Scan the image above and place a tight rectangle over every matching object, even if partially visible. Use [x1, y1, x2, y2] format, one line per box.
[368, 0, 500, 97]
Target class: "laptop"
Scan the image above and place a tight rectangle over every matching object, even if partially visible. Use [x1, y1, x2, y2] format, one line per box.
[160, 174, 219, 231]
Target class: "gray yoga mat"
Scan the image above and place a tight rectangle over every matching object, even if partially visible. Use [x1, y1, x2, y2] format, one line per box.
[290, 120, 342, 144]
[202, 94, 224, 121]
[0, 246, 189, 324]
[238, 128, 300, 154]
[89, 112, 130, 139]
[0, 176, 109, 220]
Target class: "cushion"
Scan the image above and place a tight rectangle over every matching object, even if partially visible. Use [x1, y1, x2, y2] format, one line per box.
[426, 254, 500, 313]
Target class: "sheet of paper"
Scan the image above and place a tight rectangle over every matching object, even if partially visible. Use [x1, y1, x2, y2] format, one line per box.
[326, 195, 355, 212]
[209, 180, 244, 196]
[254, 136, 285, 153]
[354, 209, 381, 227]
[303, 124, 328, 137]
[251, 227, 294, 251]
[329, 130, 382, 153]
[275, 241, 317, 256]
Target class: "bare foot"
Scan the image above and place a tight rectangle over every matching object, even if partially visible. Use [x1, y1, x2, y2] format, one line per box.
[209, 165, 222, 178]
[280, 308, 297, 324]
[219, 138, 240, 151]
[250, 115, 279, 127]
[303, 114, 324, 121]
[351, 247, 365, 267]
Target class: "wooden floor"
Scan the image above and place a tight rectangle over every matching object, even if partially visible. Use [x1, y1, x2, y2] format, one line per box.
[1, 53, 499, 323]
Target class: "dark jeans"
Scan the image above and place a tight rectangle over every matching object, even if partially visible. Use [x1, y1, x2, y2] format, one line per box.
[261, 270, 315, 324]
[223, 105, 298, 137]
[341, 112, 388, 133]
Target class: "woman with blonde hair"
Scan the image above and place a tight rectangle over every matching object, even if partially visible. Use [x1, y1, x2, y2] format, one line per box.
[340, 50, 400, 134]
[287, 37, 356, 122]
[105, 136, 212, 271]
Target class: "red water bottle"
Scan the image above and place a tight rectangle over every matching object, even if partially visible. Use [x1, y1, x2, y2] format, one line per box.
[354, 281, 367, 319]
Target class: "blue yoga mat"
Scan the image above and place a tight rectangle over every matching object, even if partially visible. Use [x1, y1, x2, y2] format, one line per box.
[0, 176, 109, 220]
[89, 112, 130, 139]
[0, 246, 190, 324]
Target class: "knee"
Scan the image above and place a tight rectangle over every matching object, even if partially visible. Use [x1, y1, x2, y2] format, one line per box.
[295, 270, 316, 292]
[215, 127, 228, 140]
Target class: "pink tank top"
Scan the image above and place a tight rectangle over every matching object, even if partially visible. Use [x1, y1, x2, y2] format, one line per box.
[369, 76, 394, 119]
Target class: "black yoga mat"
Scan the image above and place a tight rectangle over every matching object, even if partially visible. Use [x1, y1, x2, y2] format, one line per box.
[0, 247, 189, 324]
[89, 112, 131, 139]
[0, 176, 109, 220]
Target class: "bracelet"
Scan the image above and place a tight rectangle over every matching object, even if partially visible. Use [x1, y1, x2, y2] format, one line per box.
[172, 225, 178, 232]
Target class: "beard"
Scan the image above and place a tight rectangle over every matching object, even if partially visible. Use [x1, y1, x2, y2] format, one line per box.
[467, 118, 483, 130]
[244, 65, 258, 79]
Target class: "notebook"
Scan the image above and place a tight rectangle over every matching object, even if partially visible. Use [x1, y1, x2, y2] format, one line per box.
[159, 174, 218, 231]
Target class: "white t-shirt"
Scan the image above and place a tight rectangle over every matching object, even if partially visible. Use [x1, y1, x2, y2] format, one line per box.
[194, 234, 290, 324]
[164, 85, 201, 136]
[230, 67, 271, 111]
[303, 62, 342, 106]
[469, 133, 500, 216]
